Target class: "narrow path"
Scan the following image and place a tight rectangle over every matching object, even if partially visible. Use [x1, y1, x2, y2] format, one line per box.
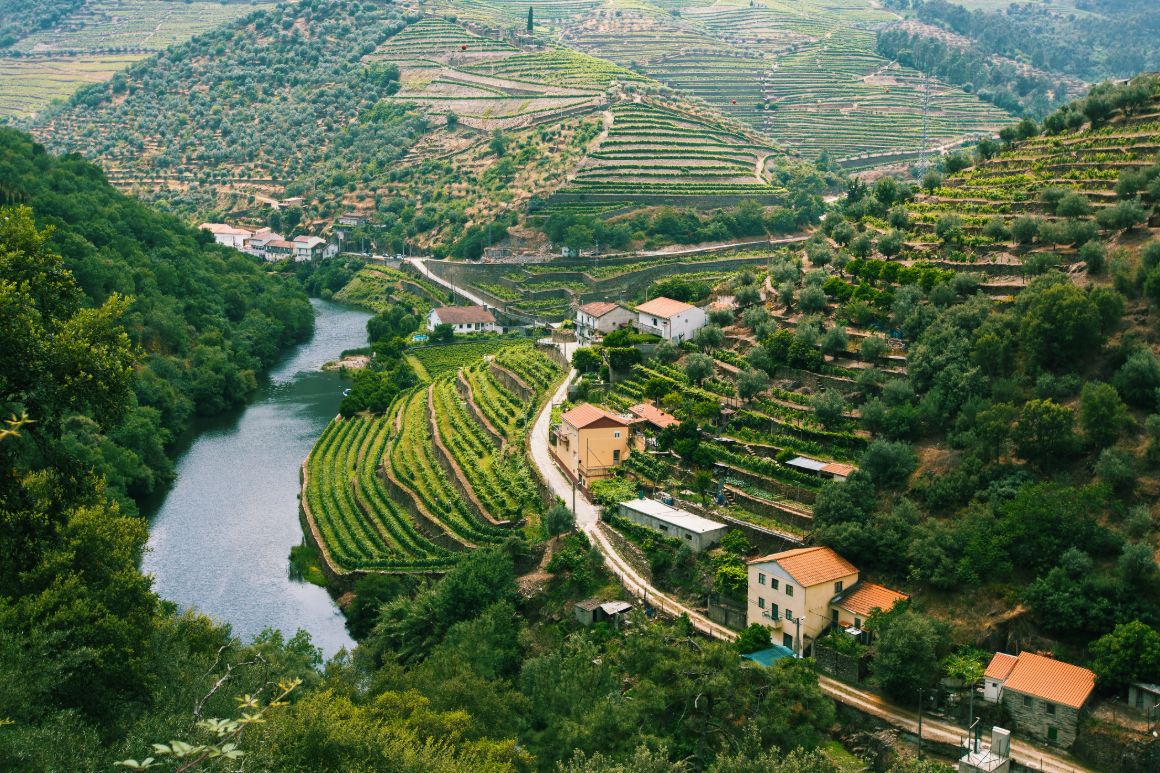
[526, 354, 1095, 773]
[405, 257, 490, 307]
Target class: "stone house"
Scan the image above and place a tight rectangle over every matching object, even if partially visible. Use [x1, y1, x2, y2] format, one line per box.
[984, 651, 1095, 748]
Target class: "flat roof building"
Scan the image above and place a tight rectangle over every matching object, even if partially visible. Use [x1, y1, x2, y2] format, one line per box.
[618, 498, 728, 552]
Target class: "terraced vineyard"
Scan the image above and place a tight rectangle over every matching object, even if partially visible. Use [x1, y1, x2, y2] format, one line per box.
[554, 100, 785, 207]
[906, 82, 1160, 250]
[303, 343, 562, 575]
[0, 0, 276, 118]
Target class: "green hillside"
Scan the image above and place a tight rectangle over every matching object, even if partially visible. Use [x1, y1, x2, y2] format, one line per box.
[0, 126, 314, 512]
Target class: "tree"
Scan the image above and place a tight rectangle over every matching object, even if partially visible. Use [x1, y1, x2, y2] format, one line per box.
[1011, 216, 1039, 245]
[872, 611, 948, 701]
[527, 6, 534, 33]
[489, 129, 508, 157]
[1079, 240, 1106, 274]
[849, 233, 873, 259]
[1114, 349, 1160, 408]
[543, 501, 575, 537]
[431, 322, 454, 342]
[860, 440, 916, 488]
[1013, 399, 1076, 467]
[983, 217, 1011, 244]
[1016, 276, 1102, 370]
[921, 171, 944, 194]
[693, 469, 714, 503]
[860, 335, 888, 363]
[1090, 621, 1160, 688]
[654, 340, 679, 364]
[737, 368, 770, 401]
[572, 347, 601, 373]
[1096, 447, 1138, 494]
[798, 286, 827, 313]
[1097, 200, 1147, 232]
[1080, 381, 1129, 449]
[695, 324, 725, 352]
[1056, 191, 1092, 219]
[813, 390, 847, 429]
[683, 353, 714, 384]
[820, 326, 848, 357]
[935, 214, 963, 246]
[877, 230, 905, 259]
[736, 624, 772, 655]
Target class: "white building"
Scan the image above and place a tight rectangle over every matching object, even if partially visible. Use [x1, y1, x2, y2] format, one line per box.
[293, 236, 326, 262]
[576, 301, 635, 342]
[634, 297, 707, 343]
[617, 498, 728, 552]
[200, 223, 253, 250]
[427, 306, 500, 334]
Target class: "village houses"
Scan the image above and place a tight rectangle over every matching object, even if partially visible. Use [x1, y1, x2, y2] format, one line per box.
[747, 546, 907, 656]
[634, 296, 708, 343]
[551, 403, 635, 488]
[575, 301, 635, 342]
[983, 651, 1095, 748]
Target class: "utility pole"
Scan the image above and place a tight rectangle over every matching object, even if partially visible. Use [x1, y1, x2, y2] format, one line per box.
[917, 688, 924, 758]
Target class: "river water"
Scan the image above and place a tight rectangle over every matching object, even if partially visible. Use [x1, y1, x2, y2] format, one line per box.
[143, 298, 367, 658]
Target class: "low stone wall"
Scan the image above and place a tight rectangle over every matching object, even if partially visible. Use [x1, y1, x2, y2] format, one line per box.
[490, 361, 534, 403]
[718, 461, 817, 504]
[725, 486, 814, 533]
[1072, 718, 1160, 773]
[378, 465, 469, 553]
[455, 370, 506, 448]
[815, 642, 863, 684]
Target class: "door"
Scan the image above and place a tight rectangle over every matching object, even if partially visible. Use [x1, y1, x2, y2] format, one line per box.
[1047, 726, 1058, 744]
[783, 634, 793, 649]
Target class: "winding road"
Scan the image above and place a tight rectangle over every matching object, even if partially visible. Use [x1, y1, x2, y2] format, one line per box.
[526, 360, 1095, 773]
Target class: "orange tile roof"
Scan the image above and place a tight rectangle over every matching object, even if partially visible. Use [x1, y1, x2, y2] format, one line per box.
[985, 652, 1020, 681]
[1001, 652, 1095, 709]
[432, 306, 496, 325]
[822, 462, 856, 477]
[835, 582, 908, 616]
[749, 546, 858, 587]
[578, 301, 622, 318]
[561, 403, 631, 429]
[628, 403, 680, 429]
[636, 296, 695, 318]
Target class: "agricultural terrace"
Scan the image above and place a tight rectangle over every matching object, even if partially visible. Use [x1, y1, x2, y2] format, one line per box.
[374, 19, 611, 131]
[0, 0, 276, 118]
[304, 343, 562, 574]
[462, 48, 651, 89]
[409, 339, 528, 379]
[553, 100, 786, 208]
[334, 265, 448, 315]
[550, 0, 1011, 165]
[907, 84, 1160, 256]
[446, 0, 605, 28]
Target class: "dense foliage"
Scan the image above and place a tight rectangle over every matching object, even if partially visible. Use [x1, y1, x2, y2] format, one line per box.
[0, 128, 312, 511]
[887, 0, 1160, 81]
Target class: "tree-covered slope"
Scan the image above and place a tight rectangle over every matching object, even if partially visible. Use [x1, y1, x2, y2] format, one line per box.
[0, 0, 85, 49]
[0, 126, 313, 511]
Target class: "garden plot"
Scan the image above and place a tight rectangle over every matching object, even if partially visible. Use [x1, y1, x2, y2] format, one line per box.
[462, 48, 651, 88]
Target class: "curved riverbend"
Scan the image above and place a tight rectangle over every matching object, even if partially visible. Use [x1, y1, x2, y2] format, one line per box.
[144, 298, 366, 657]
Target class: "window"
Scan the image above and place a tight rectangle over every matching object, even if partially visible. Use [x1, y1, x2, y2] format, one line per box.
[684, 534, 692, 541]
[831, 609, 838, 622]
[835, 581, 844, 593]
[1045, 702, 1056, 716]
[771, 578, 779, 590]
[758, 573, 766, 586]
[771, 603, 779, 619]
[1023, 696, 1032, 708]
[854, 617, 861, 628]
[785, 585, 793, 597]
[614, 431, 621, 439]
[612, 450, 621, 462]
[758, 598, 766, 609]
[785, 609, 793, 621]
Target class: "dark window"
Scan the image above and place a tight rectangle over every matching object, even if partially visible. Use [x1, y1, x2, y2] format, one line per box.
[1023, 696, 1032, 708]
[771, 578, 779, 590]
[786, 585, 794, 597]
[835, 581, 843, 593]
[1045, 702, 1056, 715]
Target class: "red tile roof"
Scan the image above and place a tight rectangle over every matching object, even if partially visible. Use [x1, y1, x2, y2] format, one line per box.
[578, 301, 622, 318]
[985, 652, 1020, 681]
[561, 403, 631, 429]
[749, 546, 858, 587]
[1000, 652, 1095, 709]
[628, 403, 680, 429]
[834, 582, 908, 616]
[636, 296, 695, 318]
[822, 462, 856, 477]
[432, 306, 496, 325]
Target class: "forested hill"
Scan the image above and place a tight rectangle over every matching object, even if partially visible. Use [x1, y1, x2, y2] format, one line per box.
[0, 126, 314, 512]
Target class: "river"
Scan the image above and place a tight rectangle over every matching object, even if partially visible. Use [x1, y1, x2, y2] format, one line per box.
[143, 298, 367, 658]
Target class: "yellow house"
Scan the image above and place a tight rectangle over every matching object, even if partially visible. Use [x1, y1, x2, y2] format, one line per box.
[747, 546, 860, 656]
[552, 403, 634, 488]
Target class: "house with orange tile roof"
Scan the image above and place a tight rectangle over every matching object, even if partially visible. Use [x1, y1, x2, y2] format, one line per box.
[748, 546, 907, 655]
[551, 403, 635, 487]
[634, 296, 707, 343]
[628, 403, 680, 430]
[984, 651, 1095, 748]
[575, 301, 634, 342]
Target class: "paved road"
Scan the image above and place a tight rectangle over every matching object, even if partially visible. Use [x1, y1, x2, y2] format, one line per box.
[405, 257, 490, 307]
[526, 360, 1095, 773]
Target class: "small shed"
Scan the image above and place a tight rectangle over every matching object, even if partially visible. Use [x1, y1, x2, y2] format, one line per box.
[618, 498, 728, 552]
[574, 599, 633, 627]
[785, 456, 855, 482]
[1128, 682, 1160, 715]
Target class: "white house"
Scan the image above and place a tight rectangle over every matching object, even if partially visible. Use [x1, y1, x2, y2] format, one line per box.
[293, 236, 326, 262]
[200, 223, 253, 250]
[427, 306, 500, 334]
[576, 301, 635, 342]
[634, 297, 707, 343]
[337, 212, 368, 227]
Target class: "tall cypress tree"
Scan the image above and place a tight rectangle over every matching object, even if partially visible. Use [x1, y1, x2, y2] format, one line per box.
[527, 6, 533, 33]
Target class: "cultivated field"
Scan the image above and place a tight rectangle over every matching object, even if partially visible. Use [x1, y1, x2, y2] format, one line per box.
[0, 54, 142, 118]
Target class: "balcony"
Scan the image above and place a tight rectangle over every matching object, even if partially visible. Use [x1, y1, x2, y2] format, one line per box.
[636, 322, 667, 338]
[761, 610, 782, 629]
